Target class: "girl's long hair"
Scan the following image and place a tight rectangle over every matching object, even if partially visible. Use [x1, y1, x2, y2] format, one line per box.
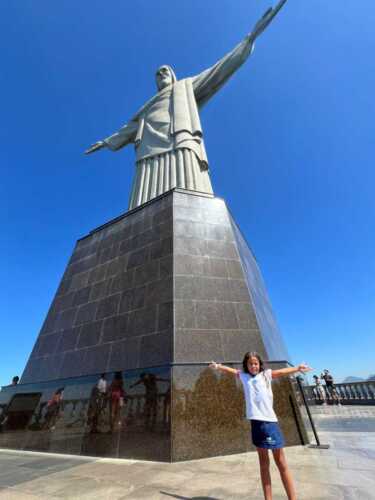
[242, 352, 264, 375]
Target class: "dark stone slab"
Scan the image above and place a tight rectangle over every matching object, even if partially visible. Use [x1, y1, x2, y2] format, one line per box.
[119, 286, 146, 314]
[59, 349, 86, 378]
[139, 330, 172, 366]
[58, 327, 80, 352]
[77, 320, 103, 348]
[72, 286, 91, 307]
[75, 302, 98, 326]
[96, 294, 121, 320]
[83, 344, 110, 374]
[102, 313, 128, 343]
[108, 338, 141, 371]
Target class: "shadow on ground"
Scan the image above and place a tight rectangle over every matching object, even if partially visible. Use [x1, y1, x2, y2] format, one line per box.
[160, 492, 221, 500]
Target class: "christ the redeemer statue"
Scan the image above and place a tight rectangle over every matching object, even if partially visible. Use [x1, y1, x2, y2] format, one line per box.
[85, 1, 288, 210]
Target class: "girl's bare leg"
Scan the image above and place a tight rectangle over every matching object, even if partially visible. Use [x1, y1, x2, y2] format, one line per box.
[257, 448, 272, 500]
[272, 448, 297, 500]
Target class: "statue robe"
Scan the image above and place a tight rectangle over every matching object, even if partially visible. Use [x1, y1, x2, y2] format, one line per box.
[103, 35, 254, 209]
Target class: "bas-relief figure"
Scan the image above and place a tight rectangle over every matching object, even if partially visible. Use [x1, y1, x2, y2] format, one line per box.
[85, 1, 288, 209]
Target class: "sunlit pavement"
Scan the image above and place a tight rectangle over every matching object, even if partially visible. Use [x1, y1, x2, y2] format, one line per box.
[0, 406, 374, 500]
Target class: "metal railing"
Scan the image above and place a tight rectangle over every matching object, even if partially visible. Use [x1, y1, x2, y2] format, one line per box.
[303, 381, 375, 405]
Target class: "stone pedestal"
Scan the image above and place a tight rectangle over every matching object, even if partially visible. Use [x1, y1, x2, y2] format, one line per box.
[0, 189, 309, 461]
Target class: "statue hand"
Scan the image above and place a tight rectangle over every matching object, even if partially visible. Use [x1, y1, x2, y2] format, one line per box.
[84, 141, 105, 155]
[249, 0, 288, 42]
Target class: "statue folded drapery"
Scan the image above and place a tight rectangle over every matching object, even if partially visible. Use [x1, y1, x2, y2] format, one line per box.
[85, 0, 288, 210]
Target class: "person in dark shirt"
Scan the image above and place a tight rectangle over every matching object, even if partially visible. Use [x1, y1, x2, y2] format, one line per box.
[321, 369, 341, 404]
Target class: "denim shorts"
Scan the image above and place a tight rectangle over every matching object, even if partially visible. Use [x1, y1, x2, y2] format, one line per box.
[251, 420, 285, 449]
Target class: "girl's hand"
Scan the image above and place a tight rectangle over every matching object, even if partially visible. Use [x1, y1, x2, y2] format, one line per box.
[209, 361, 219, 370]
[298, 363, 312, 373]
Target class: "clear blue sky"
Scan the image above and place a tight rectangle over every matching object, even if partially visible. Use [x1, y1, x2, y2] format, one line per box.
[1, 0, 374, 385]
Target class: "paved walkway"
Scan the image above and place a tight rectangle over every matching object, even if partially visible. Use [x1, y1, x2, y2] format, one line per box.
[0, 406, 374, 499]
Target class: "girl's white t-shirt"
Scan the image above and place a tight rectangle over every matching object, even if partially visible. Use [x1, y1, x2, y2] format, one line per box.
[238, 369, 278, 422]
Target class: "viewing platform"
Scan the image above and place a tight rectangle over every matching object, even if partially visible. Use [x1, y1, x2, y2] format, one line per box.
[0, 405, 374, 499]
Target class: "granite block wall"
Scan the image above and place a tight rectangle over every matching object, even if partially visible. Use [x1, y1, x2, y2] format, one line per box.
[21, 195, 174, 384]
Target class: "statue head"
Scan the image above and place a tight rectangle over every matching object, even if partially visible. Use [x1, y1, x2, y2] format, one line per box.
[155, 65, 177, 90]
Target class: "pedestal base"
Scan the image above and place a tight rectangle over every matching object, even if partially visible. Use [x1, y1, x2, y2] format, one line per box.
[0, 189, 310, 461]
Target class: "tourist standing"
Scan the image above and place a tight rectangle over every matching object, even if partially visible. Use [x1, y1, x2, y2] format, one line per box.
[210, 352, 311, 500]
[313, 374, 326, 404]
[321, 369, 341, 404]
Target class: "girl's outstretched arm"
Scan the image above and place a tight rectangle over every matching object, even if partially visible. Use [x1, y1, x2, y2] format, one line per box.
[272, 363, 311, 379]
[209, 362, 238, 376]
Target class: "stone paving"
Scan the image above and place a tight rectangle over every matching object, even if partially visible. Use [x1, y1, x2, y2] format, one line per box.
[0, 405, 374, 499]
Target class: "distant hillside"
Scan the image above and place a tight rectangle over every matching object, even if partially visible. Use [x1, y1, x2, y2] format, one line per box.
[367, 374, 375, 381]
[342, 376, 365, 383]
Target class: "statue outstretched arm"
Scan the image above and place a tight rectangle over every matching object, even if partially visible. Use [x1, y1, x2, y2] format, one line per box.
[85, 119, 138, 154]
[193, 0, 288, 107]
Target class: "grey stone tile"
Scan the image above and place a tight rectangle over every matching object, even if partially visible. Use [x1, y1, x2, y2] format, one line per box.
[174, 254, 204, 276]
[206, 240, 238, 259]
[75, 301, 98, 325]
[153, 206, 173, 225]
[127, 247, 149, 269]
[38, 353, 65, 381]
[119, 286, 146, 313]
[72, 285, 91, 307]
[195, 302, 223, 329]
[108, 337, 141, 371]
[175, 276, 196, 300]
[102, 313, 129, 343]
[68, 270, 90, 291]
[132, 214, 153, 235]
[146, 277, 173, 305]
[227, 279, 251, 302]
[110, 269, 134, 294]
[175, 301, 196, 329]
[59, 349, 86, 378]
[106, 255, 128, 278]
[157, 220, 173, 239]
[221, 330, 266, 361]
[88, 263, 108, 284]
[220, 302, 240, 329]
[235, 303, 259, 330]
[77, 320, 103, 348]
[127, 306, 158, 337]
[205, 223, 233, 242]
[140, 330, 172, 366]
[204, 258, 228, 278]
[158, 302, 173, 331]
[67, 253, 97, 276]
[174, 219, 206, 239]
[96, 293, 121, 320]
[133, 261, 159, 287]
[159, 255, 173, 279]
[174, 329, 224, 363]
[98, 244, 118, 265]
[83, 344, 111, 374]
[57, 327, 80, 352]
[226, 259, 244, 279]
[89, 280, 111, 301]
[150, 237, 173, 260]
[55, 307, 77, 331]
[193, 300, 238, 329]
[174, 236, 207, 256]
